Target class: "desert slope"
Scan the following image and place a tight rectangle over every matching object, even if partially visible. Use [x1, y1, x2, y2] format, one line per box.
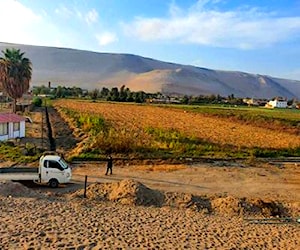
[1, 42, 299, 98]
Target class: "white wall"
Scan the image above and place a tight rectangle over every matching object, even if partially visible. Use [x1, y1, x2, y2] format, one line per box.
[0, 121, 25, 141]
[0, 134, 9, 141]
[268, 100, 287, 108]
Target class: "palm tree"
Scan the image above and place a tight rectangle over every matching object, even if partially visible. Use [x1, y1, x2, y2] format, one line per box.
[0, 48, 32, 113]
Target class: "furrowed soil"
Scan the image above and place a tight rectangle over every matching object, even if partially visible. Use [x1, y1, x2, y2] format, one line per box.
[20, 106, 79, 154]
[53, 100, 300, 149]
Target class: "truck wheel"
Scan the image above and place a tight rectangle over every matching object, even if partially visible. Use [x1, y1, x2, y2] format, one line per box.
[49, 179, 59, 188]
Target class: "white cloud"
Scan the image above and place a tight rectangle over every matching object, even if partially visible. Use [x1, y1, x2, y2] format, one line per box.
[55, 5, 73, 18]
[123, 1, 300, 49]
[85, 9, 99, 25]
[96, 32, 118, 46]
[0, 0, 42, 44]
[168, 1, 183, 17]
[55, 5, 98, 25]
[0, 0, 82, 49]
[0, 0, 114, 51]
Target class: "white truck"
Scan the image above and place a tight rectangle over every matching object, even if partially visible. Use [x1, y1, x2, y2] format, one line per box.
[0, 154, 72, 188]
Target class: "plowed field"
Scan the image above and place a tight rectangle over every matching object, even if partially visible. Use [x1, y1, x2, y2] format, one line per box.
[53, 100, 300, 149]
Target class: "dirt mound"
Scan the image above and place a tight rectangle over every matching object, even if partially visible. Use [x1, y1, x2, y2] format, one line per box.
[164, 194, 290, 216]
[284, 201, 300, 217]
[0, 181, 42, 198]
[245, 198, 289, 217]
[211, 196, 289, 217]
[70, 179, 294, 217]
[211, 196, 243, 215]
[108, 179, 164, 206]
[164, 192, 211, 212]
[72, 179, 164, 206]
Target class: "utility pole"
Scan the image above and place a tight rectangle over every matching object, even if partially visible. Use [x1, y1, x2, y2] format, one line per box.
[41, 106, 44, 149]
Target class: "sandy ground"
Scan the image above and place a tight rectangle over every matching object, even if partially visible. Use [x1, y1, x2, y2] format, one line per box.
[0, 196, 298, 249]
[72, 160, 300, 203]
[0, 160, 299, 249]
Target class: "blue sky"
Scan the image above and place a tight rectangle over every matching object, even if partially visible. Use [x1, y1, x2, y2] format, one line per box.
[0, 0, 300, 80]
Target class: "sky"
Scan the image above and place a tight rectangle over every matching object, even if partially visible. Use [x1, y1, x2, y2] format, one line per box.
[0, 0, 300, 80]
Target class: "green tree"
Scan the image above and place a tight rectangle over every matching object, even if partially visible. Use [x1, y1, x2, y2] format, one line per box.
[181, 95, 190, 104]
[32, 97, 42, 107]
[89, 89, 99, 100]
[133, 91, 146, 103]
[39, 85, 50, 95]
[126, 91, 134, 102]
[110, 87, 119, 101]
[100, 87, 109, 98]
[32, 86, 42, 95]
[72, 86, 83, 97]
[0, 48, 32, 112]
[119, 85, 128, 102]
[55, 86, 63, 98]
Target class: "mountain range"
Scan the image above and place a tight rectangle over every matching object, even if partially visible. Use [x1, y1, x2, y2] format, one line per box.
[1, 42, 300, 99]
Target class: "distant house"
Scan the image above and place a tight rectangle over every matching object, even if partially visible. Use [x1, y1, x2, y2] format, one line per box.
[147, 95, 181, 104]
[0, 113, 26, 141]
[266, 98, 288, 108]
[243, 98, 268, 107]
[17, 93, 34, 112]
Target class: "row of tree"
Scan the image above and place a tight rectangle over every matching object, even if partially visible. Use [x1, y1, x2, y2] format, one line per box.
[180, 93, 245, 105]
[33, 84, 154, 103]
[89, 85, 153, 103]
[33, 84, 247, 105]
[32, 85, 84, 98]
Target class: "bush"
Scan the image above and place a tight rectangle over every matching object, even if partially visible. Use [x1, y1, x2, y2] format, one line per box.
[32, 97, 43, 107]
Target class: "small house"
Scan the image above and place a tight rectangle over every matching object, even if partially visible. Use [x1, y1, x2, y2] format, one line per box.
[0, 113, 26, 141]
[266, 98, 288, 108]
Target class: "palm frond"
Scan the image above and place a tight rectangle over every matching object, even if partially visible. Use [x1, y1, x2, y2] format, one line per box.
[0, 48, 32, 111]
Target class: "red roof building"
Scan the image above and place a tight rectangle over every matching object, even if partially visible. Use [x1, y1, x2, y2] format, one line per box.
[0, 113, 26, 123]
[0, 113, 26, 141]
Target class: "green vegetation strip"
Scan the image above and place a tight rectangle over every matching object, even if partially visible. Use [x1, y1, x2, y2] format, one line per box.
[0, 142, 39, 163]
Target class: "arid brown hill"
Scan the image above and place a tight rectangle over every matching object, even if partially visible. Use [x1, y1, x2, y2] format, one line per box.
[1, 42, 300, 98]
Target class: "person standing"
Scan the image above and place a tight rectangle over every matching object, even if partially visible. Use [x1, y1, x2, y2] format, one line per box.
[105, 155, 113, 175]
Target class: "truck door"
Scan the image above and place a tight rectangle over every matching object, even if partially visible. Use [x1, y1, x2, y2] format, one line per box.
[43, 160, 65, 183]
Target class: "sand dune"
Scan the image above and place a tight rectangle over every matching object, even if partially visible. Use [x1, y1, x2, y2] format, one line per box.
[1, 42, 300, 98]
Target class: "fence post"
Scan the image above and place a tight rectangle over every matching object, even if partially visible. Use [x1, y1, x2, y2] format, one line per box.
[84, 175, 88, 198]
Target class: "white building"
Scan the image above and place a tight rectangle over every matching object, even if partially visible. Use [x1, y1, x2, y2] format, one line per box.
[0, 113, 26, 141]
[266, 98, 288, 108]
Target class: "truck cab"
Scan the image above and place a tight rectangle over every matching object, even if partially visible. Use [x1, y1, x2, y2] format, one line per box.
[39, 154, 72, 188]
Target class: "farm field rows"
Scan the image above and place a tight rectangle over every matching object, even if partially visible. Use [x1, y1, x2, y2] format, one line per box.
[53, 100, 300, 158]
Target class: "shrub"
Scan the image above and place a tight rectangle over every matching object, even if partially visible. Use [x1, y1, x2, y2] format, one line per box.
[32, 97, 43, 107]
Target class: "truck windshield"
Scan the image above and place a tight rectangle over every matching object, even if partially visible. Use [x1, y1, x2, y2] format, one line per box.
[59, 158, 69, 169]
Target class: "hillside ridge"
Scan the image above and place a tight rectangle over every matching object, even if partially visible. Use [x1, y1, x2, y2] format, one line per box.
[1, 42, 299, 98]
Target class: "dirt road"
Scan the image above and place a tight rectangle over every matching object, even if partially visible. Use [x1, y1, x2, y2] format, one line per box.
[69, 161, 300, 204]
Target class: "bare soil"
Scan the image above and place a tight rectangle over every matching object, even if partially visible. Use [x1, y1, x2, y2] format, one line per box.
[16, 107, 300, 216]
[20, 107, 78, 154]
